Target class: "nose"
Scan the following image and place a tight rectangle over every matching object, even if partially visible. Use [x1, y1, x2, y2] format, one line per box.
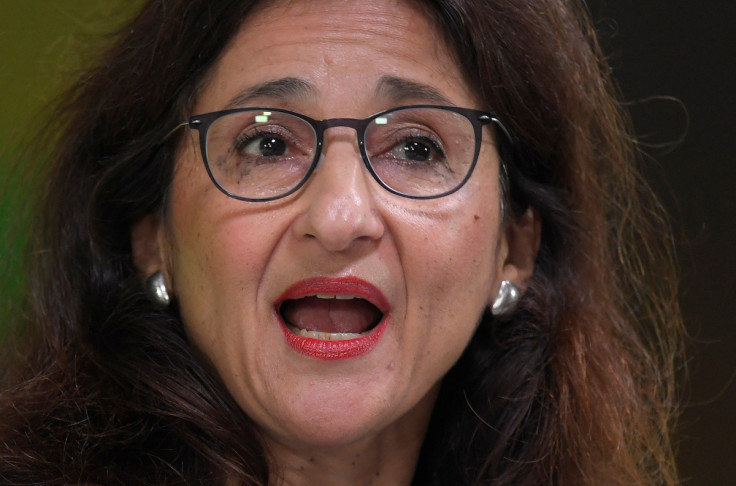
[292, 132, 385, 252]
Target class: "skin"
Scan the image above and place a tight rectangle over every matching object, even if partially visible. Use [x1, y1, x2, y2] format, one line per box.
[132, 0, 540, 484]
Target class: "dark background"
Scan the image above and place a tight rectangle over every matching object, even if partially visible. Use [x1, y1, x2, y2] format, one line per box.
[1, 2, 734, 484]
[588, 2, 736, 484]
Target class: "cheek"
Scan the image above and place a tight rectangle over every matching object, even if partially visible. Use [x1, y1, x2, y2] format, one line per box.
[164, 143, 278, 280]
[396, 200, 501, 370]
[166, 213, 274, 315]
[427, 226, 496, 325]
[404, 203, 500, 304]
[161, 156, 276, 337]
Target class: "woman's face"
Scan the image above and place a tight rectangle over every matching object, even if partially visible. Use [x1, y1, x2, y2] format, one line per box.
[139, 0, 535, 453]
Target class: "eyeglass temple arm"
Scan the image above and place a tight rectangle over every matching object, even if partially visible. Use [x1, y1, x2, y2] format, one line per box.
[162, 121, 190, 142]
[478, 114, 513, 144]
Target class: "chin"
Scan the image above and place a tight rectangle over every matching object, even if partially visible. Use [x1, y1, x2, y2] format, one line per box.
[260, 378, 438, 452]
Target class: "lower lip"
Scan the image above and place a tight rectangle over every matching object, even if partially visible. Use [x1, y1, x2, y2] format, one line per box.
[275, 276, 390, 361]
[278, 317, 389, 360]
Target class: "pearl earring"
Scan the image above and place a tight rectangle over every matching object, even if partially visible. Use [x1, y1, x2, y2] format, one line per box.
[491, 280, 521, 316]
[146, 271, 170, 307]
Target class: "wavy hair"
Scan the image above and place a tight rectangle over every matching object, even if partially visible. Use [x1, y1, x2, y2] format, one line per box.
[0, 1, 682, 484]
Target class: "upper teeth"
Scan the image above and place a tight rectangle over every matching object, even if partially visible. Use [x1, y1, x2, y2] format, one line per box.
[315, 294, 357, 300]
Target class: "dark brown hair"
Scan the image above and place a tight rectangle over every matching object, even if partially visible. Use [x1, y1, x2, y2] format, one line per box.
[0, 1, 682, 484]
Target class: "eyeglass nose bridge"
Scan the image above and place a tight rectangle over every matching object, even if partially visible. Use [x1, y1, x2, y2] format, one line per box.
[310, 117, 373, 169]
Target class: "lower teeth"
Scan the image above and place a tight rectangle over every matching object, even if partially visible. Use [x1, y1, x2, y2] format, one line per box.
[288, 325, 363, 341]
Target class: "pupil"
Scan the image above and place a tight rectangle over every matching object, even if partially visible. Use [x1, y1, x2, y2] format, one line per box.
[404, 141, 429, 161]
[260, 137, 286, 156]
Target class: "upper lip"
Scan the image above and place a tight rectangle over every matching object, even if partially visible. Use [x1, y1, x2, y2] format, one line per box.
[275, 276, 391, 314]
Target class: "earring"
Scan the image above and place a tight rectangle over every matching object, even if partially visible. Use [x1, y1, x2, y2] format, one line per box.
[146, 271, 170, 307]
[491, 280, 521, 316]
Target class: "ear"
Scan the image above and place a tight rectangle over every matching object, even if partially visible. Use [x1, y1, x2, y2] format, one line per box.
[497, 206, 541, 291]
[131, 213, 168, 284]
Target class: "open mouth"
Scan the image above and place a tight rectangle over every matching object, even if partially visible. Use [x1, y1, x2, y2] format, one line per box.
[279, 295, 383, 341]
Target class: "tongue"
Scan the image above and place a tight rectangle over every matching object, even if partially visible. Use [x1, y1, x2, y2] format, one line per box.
[281, 297, 381, 334]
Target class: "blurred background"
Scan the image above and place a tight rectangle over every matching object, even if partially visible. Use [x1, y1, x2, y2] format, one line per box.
[1, 2, 734, 484]
[587, 2, 736, 484]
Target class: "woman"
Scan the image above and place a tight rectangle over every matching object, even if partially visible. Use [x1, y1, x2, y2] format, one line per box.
[0, 0, 683, 484]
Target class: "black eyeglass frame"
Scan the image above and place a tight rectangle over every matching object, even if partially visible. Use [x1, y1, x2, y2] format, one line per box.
[183, 104, 510, 202]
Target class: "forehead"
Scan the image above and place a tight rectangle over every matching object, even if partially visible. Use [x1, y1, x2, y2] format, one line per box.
[239, 0, 446, 49]
[194, 0, 476, 114]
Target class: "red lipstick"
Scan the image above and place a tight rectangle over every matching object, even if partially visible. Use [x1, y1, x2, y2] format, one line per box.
[275, 276, 390, 360]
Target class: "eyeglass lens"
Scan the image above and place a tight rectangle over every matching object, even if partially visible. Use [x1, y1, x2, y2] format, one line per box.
[204, 107, 478, 200]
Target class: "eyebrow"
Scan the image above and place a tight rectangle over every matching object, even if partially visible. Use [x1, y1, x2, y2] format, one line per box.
[374, 75, 454, 105]
[223, 77, 315, 109]
[222, 75, 453, 110]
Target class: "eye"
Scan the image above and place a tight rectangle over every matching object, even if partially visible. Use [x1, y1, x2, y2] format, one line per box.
[235, 131, 290, 158]
[395, 138, 434, 162]
[389, 135, 446, 164]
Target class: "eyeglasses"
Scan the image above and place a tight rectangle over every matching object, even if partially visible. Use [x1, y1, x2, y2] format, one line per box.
[182, 105, 508, 201]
